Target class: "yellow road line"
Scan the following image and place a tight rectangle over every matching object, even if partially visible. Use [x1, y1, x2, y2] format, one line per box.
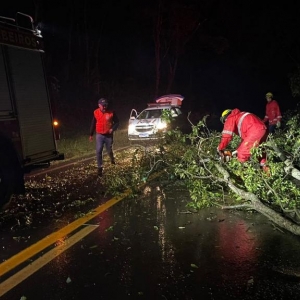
[0, 189, 131, 278]
[0, 225, 97, 297]
[0, 171, 162, 279]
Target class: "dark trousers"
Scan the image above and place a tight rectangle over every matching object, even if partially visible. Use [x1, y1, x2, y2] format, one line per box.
[268, 124, 276, 134]
[96, 133, 114, 168]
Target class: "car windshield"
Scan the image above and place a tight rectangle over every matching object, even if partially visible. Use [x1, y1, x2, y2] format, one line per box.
[138, 109, 162, 119]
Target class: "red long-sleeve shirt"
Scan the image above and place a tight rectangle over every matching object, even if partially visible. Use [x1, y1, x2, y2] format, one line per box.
[263, 100, 282, 125]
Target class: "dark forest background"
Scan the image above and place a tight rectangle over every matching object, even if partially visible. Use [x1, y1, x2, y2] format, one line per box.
[3, 0, 300, 132]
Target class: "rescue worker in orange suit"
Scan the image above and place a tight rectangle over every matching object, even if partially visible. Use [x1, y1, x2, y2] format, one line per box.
[89, 98, 119, 176]
[217, 109, 268, 163]
[263, 92, 282, 134]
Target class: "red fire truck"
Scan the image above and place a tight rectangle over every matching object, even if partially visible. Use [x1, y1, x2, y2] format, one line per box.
[0, 12, 64, 207]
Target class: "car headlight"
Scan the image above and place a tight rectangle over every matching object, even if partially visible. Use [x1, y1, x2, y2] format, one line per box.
[156, 122, 167, 130]
[128, 124, 135, 133]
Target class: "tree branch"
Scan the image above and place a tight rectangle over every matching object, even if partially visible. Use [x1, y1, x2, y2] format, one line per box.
[214, 162, 300, 235]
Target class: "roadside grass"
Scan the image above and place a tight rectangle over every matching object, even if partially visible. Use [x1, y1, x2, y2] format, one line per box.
[56, 128, 130, 161]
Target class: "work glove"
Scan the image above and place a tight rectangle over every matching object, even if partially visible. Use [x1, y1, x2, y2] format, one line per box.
[217, 148, 224, 158]
[231, 150, 237, 157]
[276, 121, 281, 128]
[216, 149, 224, 162]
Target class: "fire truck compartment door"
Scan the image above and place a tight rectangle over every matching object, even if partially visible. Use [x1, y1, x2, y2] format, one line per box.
[7, 47, 56, 161]
[0, 46, 12, 113]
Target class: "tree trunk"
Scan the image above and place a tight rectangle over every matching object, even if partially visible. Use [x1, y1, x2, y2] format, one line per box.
[153, 0, 163, 98]
[33, 0, 42, 22]
[84, 0, 90, 87]
[215, 162, 300, 235]
[166, 54, 178, 93]
[267, 140, 300, 181]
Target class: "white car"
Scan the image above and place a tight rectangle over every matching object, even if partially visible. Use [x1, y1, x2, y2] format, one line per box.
[128, 94, 186, 141]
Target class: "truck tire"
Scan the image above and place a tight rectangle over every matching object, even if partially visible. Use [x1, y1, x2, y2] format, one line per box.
[0, 136, 25, 209]
[0, 165, 14, 208]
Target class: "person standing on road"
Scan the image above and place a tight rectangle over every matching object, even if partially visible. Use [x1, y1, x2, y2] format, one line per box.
[89, 98, 119, 177]
[217, 109, 268, 163]
[263, 92, 282, 134]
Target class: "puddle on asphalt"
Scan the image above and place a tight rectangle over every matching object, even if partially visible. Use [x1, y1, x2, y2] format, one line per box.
[2, 180, 300, 300]
[127, 181, 300, 299]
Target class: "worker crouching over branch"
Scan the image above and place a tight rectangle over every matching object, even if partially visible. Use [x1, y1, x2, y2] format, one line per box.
[217, 109, 268, 163]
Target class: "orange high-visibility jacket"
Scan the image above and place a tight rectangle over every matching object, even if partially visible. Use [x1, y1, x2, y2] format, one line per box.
[93, 109, 114, 134]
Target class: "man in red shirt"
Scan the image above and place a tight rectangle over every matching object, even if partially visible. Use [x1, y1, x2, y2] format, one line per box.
[89, 98, 119, 176]
[263, 92, 282, 133]
[217, 109, 267, 163]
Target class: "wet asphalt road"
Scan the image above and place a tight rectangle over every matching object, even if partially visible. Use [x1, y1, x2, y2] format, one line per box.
[1, 156, 300, 299]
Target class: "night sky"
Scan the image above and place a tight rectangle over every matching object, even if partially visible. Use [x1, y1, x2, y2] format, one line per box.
[2, 1, 300, 126]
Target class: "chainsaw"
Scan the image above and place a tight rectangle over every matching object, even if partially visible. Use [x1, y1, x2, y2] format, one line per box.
[198, 150, 237, 164]
[219, 150, 237, 162]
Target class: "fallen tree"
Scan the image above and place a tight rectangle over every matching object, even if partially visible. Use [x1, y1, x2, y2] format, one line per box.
[132, 108, 300, 236]
[97, 107, 300, 236]
[164, 112, 300, 235]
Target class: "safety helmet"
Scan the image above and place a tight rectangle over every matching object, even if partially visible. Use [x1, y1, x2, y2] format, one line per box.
[265, 92, 273, 98]
[220, 109, 232, 124]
